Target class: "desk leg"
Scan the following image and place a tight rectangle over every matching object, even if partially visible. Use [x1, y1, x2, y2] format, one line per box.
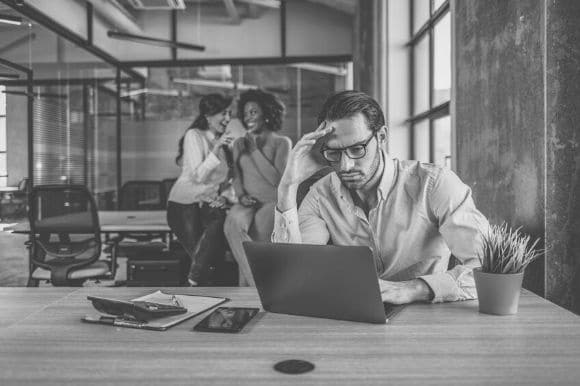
[25, 235, 39, 287]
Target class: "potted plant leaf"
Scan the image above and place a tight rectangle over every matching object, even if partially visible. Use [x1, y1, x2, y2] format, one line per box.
[474, 223, 543, 315]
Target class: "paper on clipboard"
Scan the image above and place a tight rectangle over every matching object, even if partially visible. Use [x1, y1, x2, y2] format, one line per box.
[82, 291, 228, 331]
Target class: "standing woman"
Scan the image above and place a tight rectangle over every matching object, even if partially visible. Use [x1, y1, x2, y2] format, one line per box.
[224, 89, 292, 286]
[167, 94, 234, 286]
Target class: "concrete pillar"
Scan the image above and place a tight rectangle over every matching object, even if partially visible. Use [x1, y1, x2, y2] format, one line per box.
[353, 0, 387, 108]
[454, 0, 580, 313]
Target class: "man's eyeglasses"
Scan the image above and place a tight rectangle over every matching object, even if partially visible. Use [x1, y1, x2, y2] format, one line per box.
[320, 132, 376, 162]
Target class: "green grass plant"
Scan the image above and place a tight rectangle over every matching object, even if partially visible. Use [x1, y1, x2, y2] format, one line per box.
[479, 223, 543, 274]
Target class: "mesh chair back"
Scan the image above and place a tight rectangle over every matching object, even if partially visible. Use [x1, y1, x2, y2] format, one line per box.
[28, 184, 102, 285]
[120, 181, 164, 210]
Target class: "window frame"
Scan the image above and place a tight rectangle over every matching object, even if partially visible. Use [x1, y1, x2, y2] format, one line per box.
[0, 85, 7, 187]
[407, 0, 450, 164]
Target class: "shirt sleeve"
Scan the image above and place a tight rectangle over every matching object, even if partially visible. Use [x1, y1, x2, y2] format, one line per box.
[183, 130, 221, 184]
[271, 189, 330, 244]
[419, 168, 490, 303]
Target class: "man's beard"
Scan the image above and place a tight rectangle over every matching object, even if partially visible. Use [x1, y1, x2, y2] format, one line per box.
[338, 150, 381, 190]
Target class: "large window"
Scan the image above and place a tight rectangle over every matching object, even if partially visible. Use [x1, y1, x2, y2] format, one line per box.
[409, 0, 450, 166]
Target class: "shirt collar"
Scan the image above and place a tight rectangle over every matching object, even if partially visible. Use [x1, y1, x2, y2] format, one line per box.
[377, 151, 397, 201]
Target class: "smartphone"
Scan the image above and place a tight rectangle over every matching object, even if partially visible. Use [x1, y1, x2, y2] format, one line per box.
[193, 307, 259, 333]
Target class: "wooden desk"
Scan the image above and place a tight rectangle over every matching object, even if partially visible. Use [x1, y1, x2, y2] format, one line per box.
[8, 210, 169, 234]
[0, 287, 579, 385]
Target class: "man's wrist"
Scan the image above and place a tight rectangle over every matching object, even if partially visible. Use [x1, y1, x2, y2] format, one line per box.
[412, 279, 434, 302]
[277, 183, 298, 212]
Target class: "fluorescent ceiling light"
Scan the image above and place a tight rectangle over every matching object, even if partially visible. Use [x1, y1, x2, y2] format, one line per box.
[172, 78, 257, 90]
[237, 0, 280, 9]
[121, 88, 189, 97]
[289, 63, 348, 76]
[107, 30, 205, 51]
[0, 14, 23, 26]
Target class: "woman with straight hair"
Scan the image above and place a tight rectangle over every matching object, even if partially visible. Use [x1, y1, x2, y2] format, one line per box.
[167, 93, 234, 286]
[224, 89, 292, 286]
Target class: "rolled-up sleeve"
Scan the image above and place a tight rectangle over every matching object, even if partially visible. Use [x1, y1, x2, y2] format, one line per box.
[420, 169, 489, 303]
[272, 190, 330, 244]
[184, 130, 221, 183]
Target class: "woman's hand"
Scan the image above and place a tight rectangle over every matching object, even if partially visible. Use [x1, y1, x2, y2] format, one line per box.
[244, 134, 257, 153]
[212, 132, 235, 154]
[209, 196, 227, 208]
[239, 194, 259, 207]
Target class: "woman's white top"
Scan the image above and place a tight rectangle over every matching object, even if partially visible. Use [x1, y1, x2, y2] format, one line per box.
[168, 128, 229, 204]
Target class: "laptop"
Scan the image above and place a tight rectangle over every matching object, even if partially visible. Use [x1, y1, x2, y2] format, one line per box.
[243, 241, 401, 324]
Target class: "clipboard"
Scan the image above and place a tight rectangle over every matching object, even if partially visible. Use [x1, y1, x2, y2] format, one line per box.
[81, 291, 229, 331]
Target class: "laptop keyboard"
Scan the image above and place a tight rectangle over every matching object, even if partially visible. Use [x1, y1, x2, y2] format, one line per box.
[383, 303, 404, 322]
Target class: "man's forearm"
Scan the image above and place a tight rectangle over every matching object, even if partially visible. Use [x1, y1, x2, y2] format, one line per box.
[277, 183, 299, 212]
[379, 278, 434, 304]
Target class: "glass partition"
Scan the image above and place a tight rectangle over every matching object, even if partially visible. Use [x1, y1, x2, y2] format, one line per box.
[119, 62, 352, 185]
[0, 10, 129, 208]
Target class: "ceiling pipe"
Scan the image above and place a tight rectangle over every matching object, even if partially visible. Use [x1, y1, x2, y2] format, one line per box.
[84, 0, 143, 35]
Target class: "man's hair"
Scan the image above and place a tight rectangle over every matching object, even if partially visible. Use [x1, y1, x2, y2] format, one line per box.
[316, 90, 385, 132]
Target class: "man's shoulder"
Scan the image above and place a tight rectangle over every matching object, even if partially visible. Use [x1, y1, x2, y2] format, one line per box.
[397, 159, 447, 182]
[395, 159, 468, 201]
[297, 168, 334, 205]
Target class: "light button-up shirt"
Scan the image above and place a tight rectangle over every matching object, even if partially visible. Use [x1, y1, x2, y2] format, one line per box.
[168, 129, 230, 204]
[272, 158, 489, 303]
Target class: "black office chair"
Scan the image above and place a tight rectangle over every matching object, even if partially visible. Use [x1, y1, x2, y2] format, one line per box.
[28, 184, 115, 286]
[297, 167, 334, 208]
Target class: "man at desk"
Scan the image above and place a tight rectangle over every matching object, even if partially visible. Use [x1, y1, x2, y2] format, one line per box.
[272, 90, 489, 305]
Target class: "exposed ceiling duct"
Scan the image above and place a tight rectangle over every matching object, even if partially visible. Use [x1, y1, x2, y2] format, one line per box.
[87, 0, 143, 35]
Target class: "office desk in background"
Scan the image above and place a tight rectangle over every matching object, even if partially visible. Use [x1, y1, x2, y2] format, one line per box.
[9, 210, 170, 234]
[0, 287, 579, 385]
[8, 211, 171, 286]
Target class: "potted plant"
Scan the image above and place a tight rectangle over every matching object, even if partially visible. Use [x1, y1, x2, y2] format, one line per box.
[474, 223, 543, 315]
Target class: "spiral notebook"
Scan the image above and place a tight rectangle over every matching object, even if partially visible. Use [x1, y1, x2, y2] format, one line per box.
[81, 290, 229, 331]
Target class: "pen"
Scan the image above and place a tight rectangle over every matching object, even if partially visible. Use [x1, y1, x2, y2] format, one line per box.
[98, 316, 147, 328]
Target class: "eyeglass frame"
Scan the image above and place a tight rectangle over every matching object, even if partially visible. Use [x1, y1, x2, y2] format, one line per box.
[319, 131, 378, 162]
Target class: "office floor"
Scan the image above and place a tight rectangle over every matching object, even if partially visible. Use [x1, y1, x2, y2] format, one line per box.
[0, 218, 126, 287]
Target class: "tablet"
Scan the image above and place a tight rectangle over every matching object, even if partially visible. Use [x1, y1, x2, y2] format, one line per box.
[193, 307, 259, 333]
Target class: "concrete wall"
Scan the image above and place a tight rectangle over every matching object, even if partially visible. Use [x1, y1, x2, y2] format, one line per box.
[455, 0, 580, 313]
[286, 0, 353, 56]
[544, 0, 580, 314]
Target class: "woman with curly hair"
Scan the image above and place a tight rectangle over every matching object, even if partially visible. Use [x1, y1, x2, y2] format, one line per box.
[224, 89, 292, 286]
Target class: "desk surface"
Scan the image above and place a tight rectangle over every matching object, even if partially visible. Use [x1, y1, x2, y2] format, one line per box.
[9, 210, 169, 233]
[0, 287, 579, 385]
